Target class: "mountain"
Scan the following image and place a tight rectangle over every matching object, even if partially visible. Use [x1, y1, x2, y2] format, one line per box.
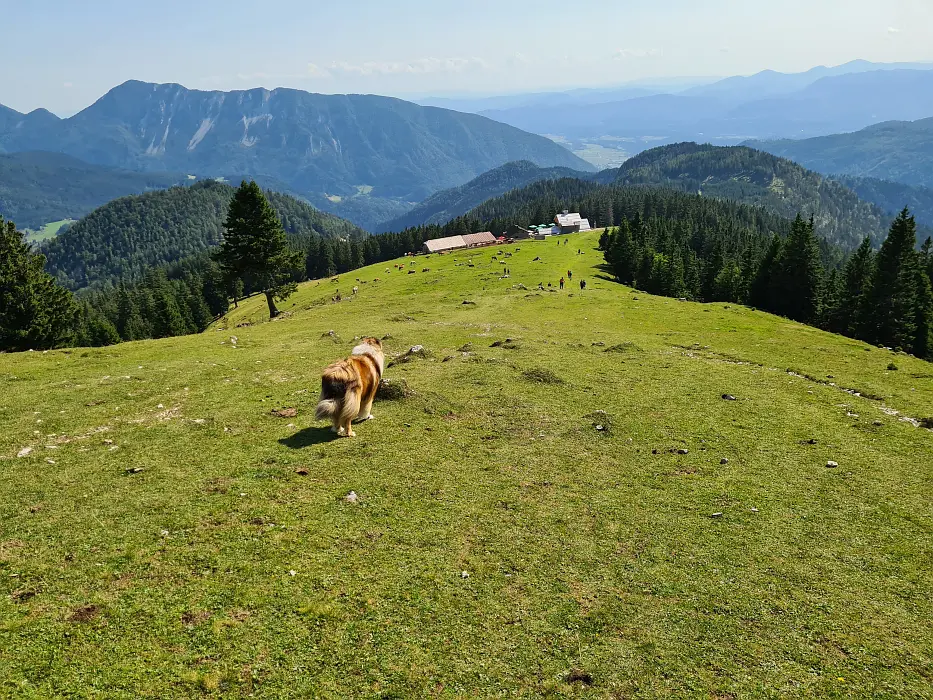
[479, 68, 933, 148]
[378, 160, 591, 232]
[608, 143, 895, 250]
[832, 175, 933, 230]
[0, 151, 187, 230]
[749, 117, 933, 189]
[41, 179, 365, 290]
[0, 81, 594, 229]
[682, 59, 933, 101]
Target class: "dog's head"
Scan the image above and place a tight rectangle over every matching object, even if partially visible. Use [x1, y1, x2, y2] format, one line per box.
[360, 337, 383, 350]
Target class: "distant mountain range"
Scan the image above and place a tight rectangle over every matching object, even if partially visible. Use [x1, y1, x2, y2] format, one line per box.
[750, 117, 933, 189]
[0, 80, 594, 230]
[378, 160, 589, 232]
[0, 151, 186, 230]
[478, 69, 933, 145]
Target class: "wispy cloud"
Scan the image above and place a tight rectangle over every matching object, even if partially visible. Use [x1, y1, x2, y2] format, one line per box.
[887, 26, 900, 34]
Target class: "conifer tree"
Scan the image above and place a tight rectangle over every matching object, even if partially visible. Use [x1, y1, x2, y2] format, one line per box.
[863, 209, 919, 352]
[840, 237, 874, 337]
[0, 217, 77, 352]
[775, 215, 823, 323]
[214, 181, 302, 318]
[748, 235, 783, 312]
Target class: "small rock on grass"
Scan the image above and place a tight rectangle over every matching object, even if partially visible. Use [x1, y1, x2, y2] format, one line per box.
[826, 461, 839, 469]
[344, 491, 359, 504]
[720, 458, 730, 465]
[271, 407, 298, 418]
[16, 447, 32, 458]
[710, 512, 724, 518]
[722, 394, 737, 401]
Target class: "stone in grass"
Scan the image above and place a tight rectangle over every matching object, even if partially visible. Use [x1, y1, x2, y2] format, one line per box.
[344, 491, 359, 504]
[271, 407, 298, 418]
[584, 410, 613, 434]
[388, 345, 433, 367]
[720, 458, 730, 465]
[16, 447, 32, 458]
[826, 461, 839, 469]
[490, 338, 521, 349]
[722, 394, 737, 401]
[376, 378, 411, 401]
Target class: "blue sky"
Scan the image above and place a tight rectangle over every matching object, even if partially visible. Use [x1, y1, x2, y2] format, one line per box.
[3, 0, 932, 115]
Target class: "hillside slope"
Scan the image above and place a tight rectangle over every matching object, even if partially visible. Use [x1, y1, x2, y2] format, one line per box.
[833, 175, 933, 229]
[377, 160, 591, 232]
[749, 117, 933, 188]
[42, 180, 365, 290]
[0, 81, 594, 228]
[2, 230, 931, 697]
[0, 151, 186, 230]
[612, 143, 892, 249]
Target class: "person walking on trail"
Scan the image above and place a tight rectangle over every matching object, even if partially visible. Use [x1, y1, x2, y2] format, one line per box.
[580, 279, 586, 291]
[567, 270, 572, 280]
[559, 277, 565, 290]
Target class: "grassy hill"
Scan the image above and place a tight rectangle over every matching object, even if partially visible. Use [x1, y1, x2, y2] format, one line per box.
[612, 143, 894, 250]
[750, 117, 933, 189]
[41, 180, 366, 290]
[2, 229, 931, 697]
[377, 160, 591, 232]
[0, 151, 186, 230]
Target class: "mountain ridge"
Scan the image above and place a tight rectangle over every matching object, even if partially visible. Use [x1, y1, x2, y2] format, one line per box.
[0, 80, 594, 230]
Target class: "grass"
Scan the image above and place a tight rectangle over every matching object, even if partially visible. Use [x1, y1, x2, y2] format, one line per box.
[2, 230, 932, 697]
[22, 219, 75, 244]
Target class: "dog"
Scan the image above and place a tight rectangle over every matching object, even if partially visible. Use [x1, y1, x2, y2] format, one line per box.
[315, 337, 384, 438]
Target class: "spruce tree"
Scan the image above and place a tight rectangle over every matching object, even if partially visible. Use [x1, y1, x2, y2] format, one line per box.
[748, 235, 783, 312]
[863, 209, 919, 352]
[912, 264, 933, 359]
[775, 215, 823, 323]
[840, 237, 874, 337]
[0, 217, 77, 352]
[213, 181, 302, 318]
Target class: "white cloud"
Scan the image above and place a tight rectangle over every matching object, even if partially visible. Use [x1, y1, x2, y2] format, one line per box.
[887, 26, 900, 33]
[613, 48, 663, 60]
[307, 63, 333, 79]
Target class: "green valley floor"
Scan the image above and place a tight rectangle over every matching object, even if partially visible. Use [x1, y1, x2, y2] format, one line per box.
[1, 230, 931, 697]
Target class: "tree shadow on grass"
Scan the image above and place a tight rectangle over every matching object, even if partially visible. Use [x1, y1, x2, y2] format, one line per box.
[279, 427, 339, 449]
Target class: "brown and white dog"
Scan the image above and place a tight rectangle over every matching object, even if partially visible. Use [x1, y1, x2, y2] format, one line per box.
[315, 337, 384, 437]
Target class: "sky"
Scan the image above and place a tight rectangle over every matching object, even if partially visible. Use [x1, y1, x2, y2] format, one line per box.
[3, 0, 933, 116]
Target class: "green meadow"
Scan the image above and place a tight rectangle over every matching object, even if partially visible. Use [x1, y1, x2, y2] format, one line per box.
[1, 230, 931, 697]
[23, 219, 75, 244]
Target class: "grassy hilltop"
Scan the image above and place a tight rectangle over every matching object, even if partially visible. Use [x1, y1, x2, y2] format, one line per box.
[2, 230, 932, 697]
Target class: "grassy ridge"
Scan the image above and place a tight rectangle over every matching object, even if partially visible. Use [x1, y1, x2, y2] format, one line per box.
[2, 230, 932, 697]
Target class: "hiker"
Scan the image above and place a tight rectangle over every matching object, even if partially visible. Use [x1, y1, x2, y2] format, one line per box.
[564, 239, 568, 246]
[567, 270, 572, 280]
[580, 279, 586, 290]
[559, 277, 564, 290]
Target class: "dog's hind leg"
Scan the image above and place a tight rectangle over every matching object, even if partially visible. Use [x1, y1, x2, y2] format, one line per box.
[340, 389, 361, 438]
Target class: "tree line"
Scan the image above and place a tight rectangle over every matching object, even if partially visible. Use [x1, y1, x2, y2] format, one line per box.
[601, 208, 933, 359]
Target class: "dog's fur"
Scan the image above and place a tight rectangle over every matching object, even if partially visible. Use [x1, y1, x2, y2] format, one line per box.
[315, 337, 384, 438]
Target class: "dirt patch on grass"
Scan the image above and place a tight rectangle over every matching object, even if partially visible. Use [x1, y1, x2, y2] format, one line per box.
[68, 604, 101, 623]
[376, 378, 412, 401]
[522, 368, 564, 385]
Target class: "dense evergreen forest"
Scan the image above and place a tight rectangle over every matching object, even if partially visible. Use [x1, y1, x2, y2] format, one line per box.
[41, 180, 366, 290]
[600, 210, 933, 359]
[608, 143, 898, 253]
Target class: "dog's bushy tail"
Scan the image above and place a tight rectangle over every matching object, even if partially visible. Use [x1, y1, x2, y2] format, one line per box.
[316, 361, 361, 423]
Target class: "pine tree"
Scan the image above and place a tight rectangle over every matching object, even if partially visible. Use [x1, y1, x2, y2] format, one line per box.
[116, 282, 147, 340]
[912, 264, 933, 359]
[840, 237, 874, 337]
[775, 215, 823, 323]
[748, 235, 783, 312]
[0, 217, 77, 352]
[213, 181, 302, 318]
[863, 209, 919, 352]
